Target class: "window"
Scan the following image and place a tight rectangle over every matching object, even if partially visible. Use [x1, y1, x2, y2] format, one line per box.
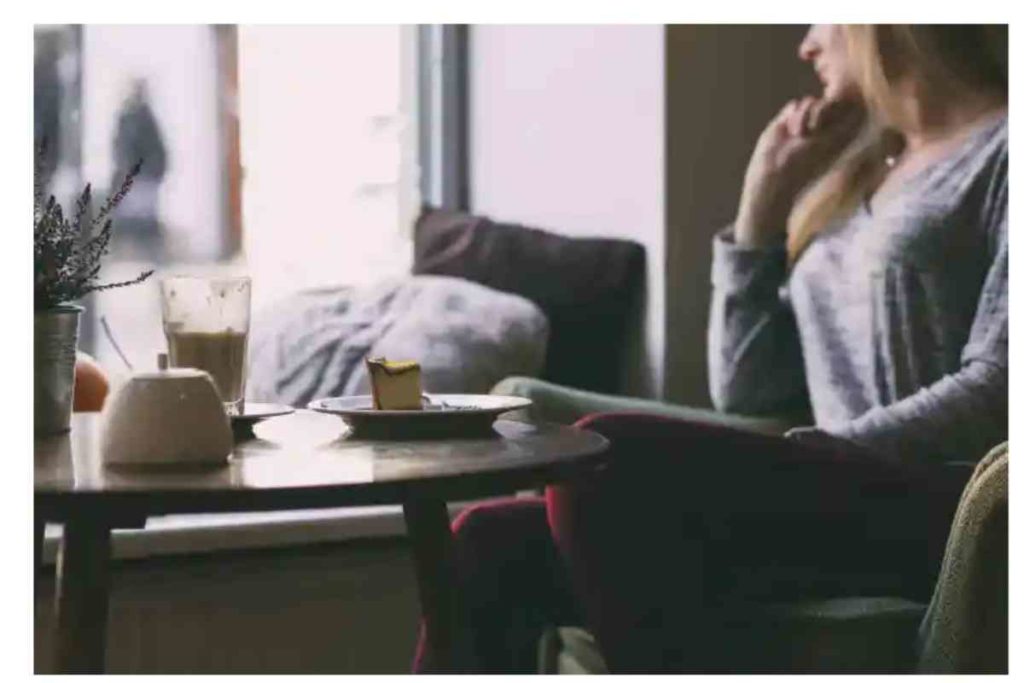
[35, 24, 472, 560]
[238, 26, 421, 299]
[35, 25, 422, 376]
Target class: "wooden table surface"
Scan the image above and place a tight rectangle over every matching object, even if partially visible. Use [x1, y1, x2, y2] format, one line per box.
[35, 410, 609, 673]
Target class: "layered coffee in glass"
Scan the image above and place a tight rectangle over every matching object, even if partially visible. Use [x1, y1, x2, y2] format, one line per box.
[160, 275, 251, 415]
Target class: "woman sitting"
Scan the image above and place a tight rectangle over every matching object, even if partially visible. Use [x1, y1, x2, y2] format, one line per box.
[415, 24, 1008, 673]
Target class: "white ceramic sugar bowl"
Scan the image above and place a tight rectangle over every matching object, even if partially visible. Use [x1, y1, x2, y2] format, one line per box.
[101, 354, 233, 467]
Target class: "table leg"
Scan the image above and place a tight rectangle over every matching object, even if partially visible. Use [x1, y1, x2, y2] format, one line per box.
[54, 518, 113, 674]
[34, 516, 44, 578]
[403, 497, 461, 673]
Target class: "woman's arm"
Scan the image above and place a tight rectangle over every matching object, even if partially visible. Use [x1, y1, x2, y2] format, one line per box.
[734, 96, 863, 247]
[821, 162, 1009, 464]
[825, 232, 1007, 464]
[707, 96, 862, 415]
[707, 228, 809, 415]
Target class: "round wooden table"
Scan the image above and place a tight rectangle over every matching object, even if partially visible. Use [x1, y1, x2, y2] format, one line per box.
[34, 411, 609, 674]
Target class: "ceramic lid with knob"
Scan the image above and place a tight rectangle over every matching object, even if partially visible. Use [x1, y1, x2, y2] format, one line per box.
[100, 354, 233, 467]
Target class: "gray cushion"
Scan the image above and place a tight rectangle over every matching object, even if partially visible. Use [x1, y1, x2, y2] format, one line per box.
[248, 275, 549, 407]
[413, 206, 645, 393]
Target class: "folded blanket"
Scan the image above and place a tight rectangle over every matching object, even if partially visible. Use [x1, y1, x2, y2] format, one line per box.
[247, 275, 549, 407]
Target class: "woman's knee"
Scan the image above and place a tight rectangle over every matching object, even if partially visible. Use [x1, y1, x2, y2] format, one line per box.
[573, 411, 801, 473]
[550, 412, 762, 542]
[573, 411, 727, 446]
[573, 411, 672, 437]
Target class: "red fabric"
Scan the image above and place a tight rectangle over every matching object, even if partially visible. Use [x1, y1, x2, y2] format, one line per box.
[413, 496, 576, 673]
[414, 412, 971, 673]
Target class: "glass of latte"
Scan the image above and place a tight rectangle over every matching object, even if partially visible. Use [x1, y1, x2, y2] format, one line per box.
[159, 275, 251, 416]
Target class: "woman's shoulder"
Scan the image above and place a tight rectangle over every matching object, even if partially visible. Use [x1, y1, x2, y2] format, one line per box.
[954, 112, 1006, 178]
[931, 112, 1006, 235]
[968, 112, 1007, 180]
[977, 112, 1007, 171]
[975, 115, 1007, 243]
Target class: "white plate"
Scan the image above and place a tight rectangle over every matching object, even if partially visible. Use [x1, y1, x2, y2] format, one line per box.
[307, 394, 532, 438]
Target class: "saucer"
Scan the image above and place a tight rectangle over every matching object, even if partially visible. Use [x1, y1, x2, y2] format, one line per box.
[231, 403, 295, 438]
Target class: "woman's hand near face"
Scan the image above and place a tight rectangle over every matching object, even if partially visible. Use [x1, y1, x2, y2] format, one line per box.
[735, 96, 864, 247]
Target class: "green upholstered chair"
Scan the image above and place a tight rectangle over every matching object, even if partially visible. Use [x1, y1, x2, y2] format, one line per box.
[535, 443, 1007, 674]
[491, 376, 806, 436]
[490, 377, 1007, 674]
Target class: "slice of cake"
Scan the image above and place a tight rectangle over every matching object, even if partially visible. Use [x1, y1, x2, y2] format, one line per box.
[365, 357, 423, 410]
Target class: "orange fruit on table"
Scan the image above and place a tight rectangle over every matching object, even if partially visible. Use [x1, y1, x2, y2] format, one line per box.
[74, 351, 110, 413]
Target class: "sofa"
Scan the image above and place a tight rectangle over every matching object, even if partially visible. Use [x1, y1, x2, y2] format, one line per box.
[412, 206, 646, 395]
[248, 207, 647, 409]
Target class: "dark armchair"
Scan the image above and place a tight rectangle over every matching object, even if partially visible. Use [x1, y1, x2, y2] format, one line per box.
[488, 377, 1007, 674]
[534, 440, 1008, 674]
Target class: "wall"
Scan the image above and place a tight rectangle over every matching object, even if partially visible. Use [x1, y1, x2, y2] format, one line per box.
[471, 25, 817, 403]
[470, 25, 665, 398]
[663, 25, 817, 406]
[35, 540, 419, 674]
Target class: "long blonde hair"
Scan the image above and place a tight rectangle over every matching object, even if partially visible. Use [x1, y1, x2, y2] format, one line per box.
[786, 24, 1008, 264]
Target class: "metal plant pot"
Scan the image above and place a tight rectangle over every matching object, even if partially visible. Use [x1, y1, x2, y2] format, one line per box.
[35, 304, 83, 435]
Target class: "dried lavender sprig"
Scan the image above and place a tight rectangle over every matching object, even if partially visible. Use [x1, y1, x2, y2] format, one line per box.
[34, 142, 153, 309]
[72, 183, 92, 235]
[89, 160, 141, 232]
[79, 269, 155, 297]
[79, 218, 113, 267]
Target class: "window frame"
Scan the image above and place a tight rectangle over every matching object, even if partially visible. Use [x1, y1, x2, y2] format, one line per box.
[37, 24, 476, 560]
[418, 24, 471, 212]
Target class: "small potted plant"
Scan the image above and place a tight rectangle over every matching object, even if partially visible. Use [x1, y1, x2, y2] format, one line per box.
[34, 140, 154, 434]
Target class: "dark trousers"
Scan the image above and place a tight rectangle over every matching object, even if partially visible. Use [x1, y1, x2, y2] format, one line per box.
[413, 412, 972, 673]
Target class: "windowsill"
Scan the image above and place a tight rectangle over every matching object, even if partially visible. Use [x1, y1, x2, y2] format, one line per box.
[39, 500, 492, 567]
